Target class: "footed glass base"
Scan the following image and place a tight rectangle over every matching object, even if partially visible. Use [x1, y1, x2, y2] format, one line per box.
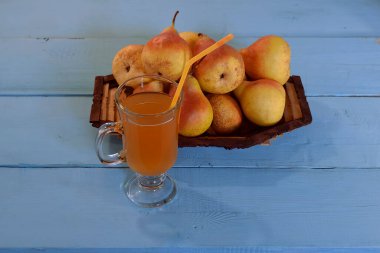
[124, 173, 176, 208]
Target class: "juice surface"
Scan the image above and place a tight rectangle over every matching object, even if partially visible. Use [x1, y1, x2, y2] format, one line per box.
[122, 92, 178, 176]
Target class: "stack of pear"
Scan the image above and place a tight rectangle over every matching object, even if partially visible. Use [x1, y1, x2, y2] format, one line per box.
[177, 33, 246, 136]
[233, 35, 290, 127]
[110, 12, 294, 137]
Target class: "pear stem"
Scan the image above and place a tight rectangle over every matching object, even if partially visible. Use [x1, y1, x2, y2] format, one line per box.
[169, 34, 234, 109]
[172, 10, 179, 27]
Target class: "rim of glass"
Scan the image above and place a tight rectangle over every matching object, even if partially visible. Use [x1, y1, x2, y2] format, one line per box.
[115, 75, 183, 117]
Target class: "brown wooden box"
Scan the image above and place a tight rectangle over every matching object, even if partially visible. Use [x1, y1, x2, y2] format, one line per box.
[90, 74, 312, 149]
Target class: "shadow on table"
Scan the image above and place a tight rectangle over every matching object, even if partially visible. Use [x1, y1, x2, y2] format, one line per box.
[134, 185, 272, 247]
[127, 165, 300, 246]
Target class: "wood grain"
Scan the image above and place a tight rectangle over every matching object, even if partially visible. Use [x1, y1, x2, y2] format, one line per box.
[0, 96, 379, 168]
[1, 0, 380, 38]
[1, 167, 380, 249]
[0, 37, 379, 96]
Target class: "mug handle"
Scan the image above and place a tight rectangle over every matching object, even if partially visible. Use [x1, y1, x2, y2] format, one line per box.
[96, 122, 125, 165]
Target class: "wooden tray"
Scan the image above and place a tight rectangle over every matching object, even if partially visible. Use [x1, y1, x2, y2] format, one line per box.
[90, 75, 312, 149]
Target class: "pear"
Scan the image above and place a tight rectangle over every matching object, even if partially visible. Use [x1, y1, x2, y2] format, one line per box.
[240, 35, 291, 85]
[141, 11, 192, 81]
[208, 94, 243, 134]
[237, 79, 286, 127]
[179, 75, 213, 137]
[133, 80, 164, 94]
[179, 31, 209, 51]
[112, 44, 147, 87]
[233, 80, 248, 100]
[191, 34, 214, 57]
[193, 36, 245, 94]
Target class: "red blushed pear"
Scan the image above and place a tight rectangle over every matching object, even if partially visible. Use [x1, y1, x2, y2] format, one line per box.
[141, 11, 192, 81]
[179, 75, 213, 137]
[240, 35, 291, 85]
[193, 36, 245, 94]
[191, 34, 214, 56]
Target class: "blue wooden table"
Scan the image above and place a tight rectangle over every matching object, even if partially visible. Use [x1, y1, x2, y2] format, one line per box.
[1, 1, 380, 252]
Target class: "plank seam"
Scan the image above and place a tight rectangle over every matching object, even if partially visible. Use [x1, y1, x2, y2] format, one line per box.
[1, 164, 380, 170]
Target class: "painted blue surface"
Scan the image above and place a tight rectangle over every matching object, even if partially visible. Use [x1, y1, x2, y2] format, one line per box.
[1, 37, 380, 96]
[1, 0, 380, 38]
[1, 0, 380, 251]
[1, 167, 380, 249]
[1, 97, 380, 168]
[1, 248, 380, 253]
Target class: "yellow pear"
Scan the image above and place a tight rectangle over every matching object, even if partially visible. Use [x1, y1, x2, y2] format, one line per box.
[141, 11, 192, 81]
[240, 35, 291, 85]
[208, 94, 243, 134]
[179, 31, 204, 51]
[193, 36, 245, 94]
[112, 44, 147, 87]
[237, 79, 286, 126]
[179, 75, 213, 137]
[233, 80, 249, 100]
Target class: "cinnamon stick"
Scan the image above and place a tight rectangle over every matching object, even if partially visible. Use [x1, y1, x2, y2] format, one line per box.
[283, 89, 293, 122]
[100, 83, 109, 121]
[285, 82, 303, 120]
[107, 88, 117, 122]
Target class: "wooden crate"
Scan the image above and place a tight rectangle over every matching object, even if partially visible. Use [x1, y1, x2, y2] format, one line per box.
[90, 75, 312, 149]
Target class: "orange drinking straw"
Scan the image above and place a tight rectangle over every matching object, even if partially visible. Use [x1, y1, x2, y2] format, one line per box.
[169, 33, 234, 109]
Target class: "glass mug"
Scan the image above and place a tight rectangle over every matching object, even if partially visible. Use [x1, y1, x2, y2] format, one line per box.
[96, 75, 183, 208]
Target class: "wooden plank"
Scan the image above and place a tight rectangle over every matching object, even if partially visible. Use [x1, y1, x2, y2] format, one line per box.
[1, 0, 380, 38]
[1, 167, 380, 249]
[0, 96, 379, 168]
[0, 37, 379, 96]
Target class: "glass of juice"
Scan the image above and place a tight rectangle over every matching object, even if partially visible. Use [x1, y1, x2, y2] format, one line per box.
[95, 75, 183, 208]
